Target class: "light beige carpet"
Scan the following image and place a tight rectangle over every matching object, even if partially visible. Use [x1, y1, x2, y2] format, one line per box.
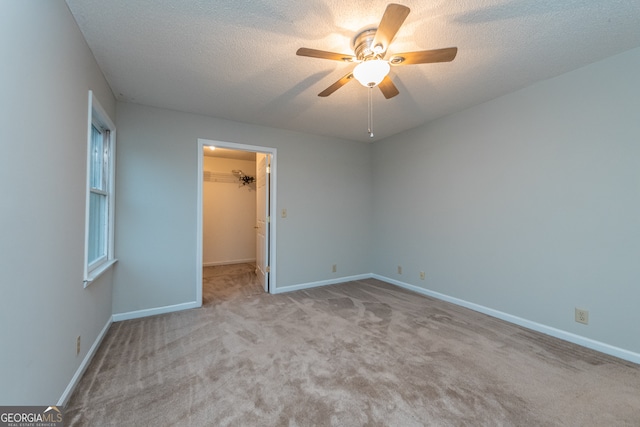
[66, 264, 640, 426]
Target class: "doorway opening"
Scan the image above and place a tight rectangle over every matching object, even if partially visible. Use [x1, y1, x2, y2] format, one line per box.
[196, 138, 277, 306]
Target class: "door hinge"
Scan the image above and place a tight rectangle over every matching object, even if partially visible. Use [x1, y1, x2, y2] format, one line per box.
[266, 266, 271, 273]
[267, 216, 270, 223]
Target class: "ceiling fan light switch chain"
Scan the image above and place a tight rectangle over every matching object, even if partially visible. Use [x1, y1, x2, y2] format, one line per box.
[368, 87, 374, 138]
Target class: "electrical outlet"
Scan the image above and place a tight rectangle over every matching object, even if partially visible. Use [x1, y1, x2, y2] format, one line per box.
[332, 264, 337, 273]
[76, 336, 81, 356]
[575, 308, 589, 325]
[397, 265, 402, 275]
[420, 271, 425, 280]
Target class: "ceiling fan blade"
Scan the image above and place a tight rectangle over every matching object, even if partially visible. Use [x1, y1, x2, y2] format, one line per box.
[389, 47, 458, 65]
[372, 4, 411, 54]
[297, 47, 355, 62]
[318, 73, 354, 97]
[378, 75, 399, 99]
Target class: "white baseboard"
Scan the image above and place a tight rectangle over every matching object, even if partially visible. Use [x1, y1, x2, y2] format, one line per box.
[272, 274, 372, 294]
[112, 301, 200, 322]
[58, 317, 112, 407]
[373, 274, 640, 365]
[203, 258, 256, 267]
[83, 274, 639, 368]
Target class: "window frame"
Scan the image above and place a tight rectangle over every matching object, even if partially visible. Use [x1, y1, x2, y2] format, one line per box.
[84, 91, 117, 286]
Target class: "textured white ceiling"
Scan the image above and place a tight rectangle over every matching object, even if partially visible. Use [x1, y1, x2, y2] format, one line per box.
[65, 0, 640, 142]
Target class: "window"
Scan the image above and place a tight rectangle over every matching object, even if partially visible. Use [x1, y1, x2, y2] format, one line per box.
[84, 91, 116, 286]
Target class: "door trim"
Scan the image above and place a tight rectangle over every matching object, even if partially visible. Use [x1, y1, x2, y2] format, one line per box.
[196, 138, 277, 306]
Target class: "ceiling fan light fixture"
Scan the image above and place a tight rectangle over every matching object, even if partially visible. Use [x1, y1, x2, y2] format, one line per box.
[353, 59, 390, 87]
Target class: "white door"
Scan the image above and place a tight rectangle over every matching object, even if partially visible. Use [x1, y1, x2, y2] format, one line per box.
[255, 153, 270, 292]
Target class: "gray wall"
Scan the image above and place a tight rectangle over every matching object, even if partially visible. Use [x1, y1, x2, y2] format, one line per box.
[113, 103, 372, 315]
[372, 47, 640, 354]
[0, 1, 116, 404]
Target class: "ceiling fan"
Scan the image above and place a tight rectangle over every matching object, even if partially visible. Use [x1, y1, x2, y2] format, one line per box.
[296, 3, 457, 99]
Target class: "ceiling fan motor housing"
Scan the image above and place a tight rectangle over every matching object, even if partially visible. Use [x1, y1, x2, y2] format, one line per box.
[353, 29, 384, 61]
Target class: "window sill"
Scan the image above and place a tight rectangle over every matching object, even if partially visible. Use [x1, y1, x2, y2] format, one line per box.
[84, 258, 118, 288]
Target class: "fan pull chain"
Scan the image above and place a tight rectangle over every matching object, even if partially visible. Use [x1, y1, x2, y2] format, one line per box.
[367, 87, 374, 138]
